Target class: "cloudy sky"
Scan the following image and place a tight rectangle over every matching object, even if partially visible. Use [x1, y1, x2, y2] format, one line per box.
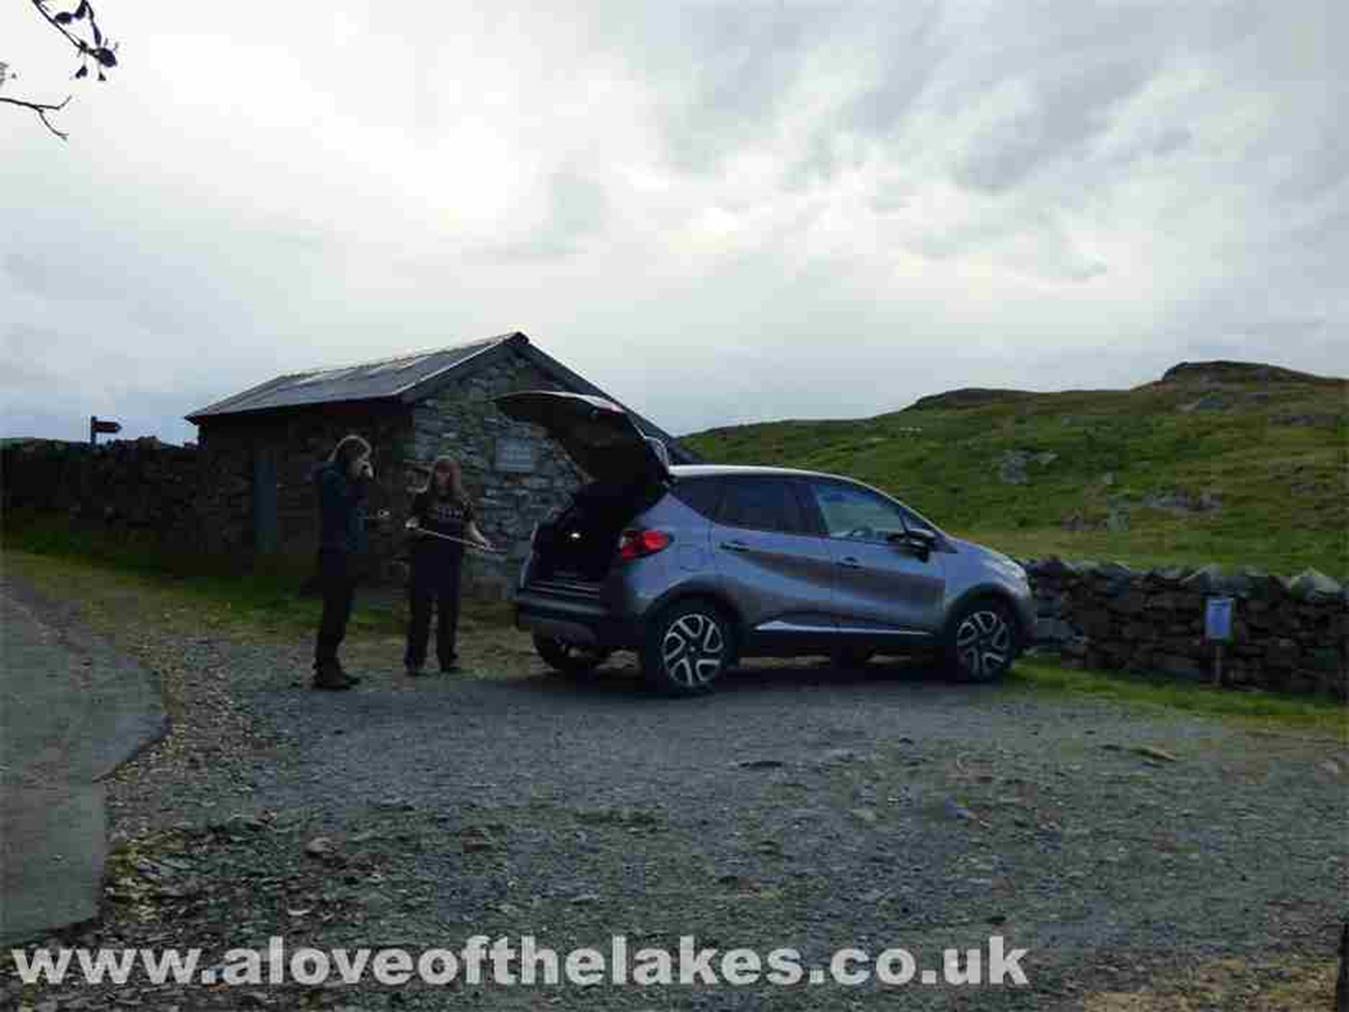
[2, 1, 1343, 444]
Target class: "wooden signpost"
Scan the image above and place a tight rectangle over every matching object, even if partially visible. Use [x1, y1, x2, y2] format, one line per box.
[89, 415, 121, 446]
[1204, 595, 1234, 687]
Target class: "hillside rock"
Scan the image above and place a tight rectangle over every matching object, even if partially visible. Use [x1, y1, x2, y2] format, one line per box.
[1177, 393, 1230, 412]
[909, 387, 1035, 411]
[1142, 489, 1223, 514]
[1159, 360, 1341, 386]
[998, 449, 1057, 485]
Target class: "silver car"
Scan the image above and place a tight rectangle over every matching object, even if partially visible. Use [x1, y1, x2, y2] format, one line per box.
[497, 390, 1036, 695]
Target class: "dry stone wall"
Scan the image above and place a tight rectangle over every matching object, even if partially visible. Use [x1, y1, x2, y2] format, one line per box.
[1024, 558, 1347, 699]
[1, 437, 203, 546]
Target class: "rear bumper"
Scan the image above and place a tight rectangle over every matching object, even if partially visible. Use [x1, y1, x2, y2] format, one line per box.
[513, 587, 643, 649]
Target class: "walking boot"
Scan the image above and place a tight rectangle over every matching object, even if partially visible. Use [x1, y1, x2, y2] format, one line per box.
[312, 661, 352, 690]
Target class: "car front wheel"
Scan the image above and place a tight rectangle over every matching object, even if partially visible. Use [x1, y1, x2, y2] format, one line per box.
[641, 600, 734, 695]
[945, 599, 1016, 682]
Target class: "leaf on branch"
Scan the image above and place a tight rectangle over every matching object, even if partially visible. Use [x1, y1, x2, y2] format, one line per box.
[93, 48, 117, 67]
[75, 0, 90, 18]
[75, 65, 88, 79]
[93, 22, 102, 44]
[54, 11, 74, 23]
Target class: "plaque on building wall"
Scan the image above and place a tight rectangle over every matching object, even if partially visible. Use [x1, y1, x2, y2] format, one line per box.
[494, 436, 538, 474]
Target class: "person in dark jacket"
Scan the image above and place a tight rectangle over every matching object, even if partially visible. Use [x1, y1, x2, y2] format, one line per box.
[403, 455, 493, 675]
[313, 434, 381, 690]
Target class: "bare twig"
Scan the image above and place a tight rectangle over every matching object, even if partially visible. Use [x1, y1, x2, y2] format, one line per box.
[4, 1, 117, 137]
[0, 94, 70, 139]
[30, 0, 87, 54]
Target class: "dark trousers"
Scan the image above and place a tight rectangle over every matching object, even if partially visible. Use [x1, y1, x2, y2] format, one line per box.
[404, 552, 463, 670]
[314, 549, 357, 668]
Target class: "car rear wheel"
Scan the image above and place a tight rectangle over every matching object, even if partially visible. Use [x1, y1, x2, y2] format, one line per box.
[945, 599, 1016, 682]
[533, 635, 611, 676]
[641, 600, 734, 695]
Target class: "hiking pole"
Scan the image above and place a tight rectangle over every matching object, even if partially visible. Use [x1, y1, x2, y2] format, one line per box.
[405, 520, 506, 554]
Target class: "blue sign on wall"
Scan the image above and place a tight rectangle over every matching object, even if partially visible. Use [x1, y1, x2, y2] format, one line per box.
[1204, 596, 1234, 642]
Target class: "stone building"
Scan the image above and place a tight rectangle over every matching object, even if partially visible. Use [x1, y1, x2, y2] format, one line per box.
[185, 332, 696, 592]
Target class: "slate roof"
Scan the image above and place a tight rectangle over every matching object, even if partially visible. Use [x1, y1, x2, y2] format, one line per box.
[185, 332, 697, 462]
[185, 334, 511, 420]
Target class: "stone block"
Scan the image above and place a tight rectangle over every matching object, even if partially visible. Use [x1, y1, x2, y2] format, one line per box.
[1289, 569, 1343, 602]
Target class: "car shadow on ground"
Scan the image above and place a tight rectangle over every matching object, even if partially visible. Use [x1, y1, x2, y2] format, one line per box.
[499, 654, 981, 703]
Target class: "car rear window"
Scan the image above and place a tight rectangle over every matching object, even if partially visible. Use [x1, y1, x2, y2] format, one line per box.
[670, 477, 723, 519]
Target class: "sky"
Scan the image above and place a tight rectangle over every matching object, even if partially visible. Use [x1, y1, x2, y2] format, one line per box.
[2, 1, 1344, 445]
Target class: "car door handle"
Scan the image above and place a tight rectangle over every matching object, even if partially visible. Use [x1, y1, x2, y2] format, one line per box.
[720, 540, 750, 553]
[837, 556, 862, 569]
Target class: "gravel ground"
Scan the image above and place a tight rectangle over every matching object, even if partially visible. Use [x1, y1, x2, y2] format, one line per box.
[3, 562, 1347, 1010]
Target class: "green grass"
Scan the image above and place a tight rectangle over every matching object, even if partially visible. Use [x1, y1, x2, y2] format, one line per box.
[1, 512, 402, 637]
[683, 370, 1348, 578]
[1008, 658, 1348, 733]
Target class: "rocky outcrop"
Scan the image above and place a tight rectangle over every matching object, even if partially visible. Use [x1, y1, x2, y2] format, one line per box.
[907, 387, 1036, 411]
[1158, 360, 1340, 386]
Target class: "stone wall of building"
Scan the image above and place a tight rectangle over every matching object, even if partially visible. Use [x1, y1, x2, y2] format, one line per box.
[403, 348, 585, 595]
[1025, 558, 1347, 698]
[195, 402, 412, 569]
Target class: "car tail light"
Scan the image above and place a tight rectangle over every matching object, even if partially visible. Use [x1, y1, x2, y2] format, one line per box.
[618, 528, 672, 562]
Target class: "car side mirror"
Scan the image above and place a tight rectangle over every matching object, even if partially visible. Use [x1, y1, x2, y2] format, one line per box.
[889, 528, 936, 558]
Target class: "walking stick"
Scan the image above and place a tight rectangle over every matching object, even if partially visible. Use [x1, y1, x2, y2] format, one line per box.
[405, 519, 506, 555]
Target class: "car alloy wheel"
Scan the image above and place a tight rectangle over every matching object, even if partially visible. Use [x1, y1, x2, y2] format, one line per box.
[953, 606, 1013, 681]
[643, 601, 732, 695]
[661, 612, 726, 688]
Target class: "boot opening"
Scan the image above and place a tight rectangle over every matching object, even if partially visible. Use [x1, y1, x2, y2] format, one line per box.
[533, 478, 663, 582]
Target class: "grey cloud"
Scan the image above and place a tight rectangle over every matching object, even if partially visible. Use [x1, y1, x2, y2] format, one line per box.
[1273, 130, 1349, 201]
[473, 166, 608, 263]
[956, 57, 1155, 193]
[3, 253, 62, 298]
[547, 167, 607, 244]
[1, 0, 1344, 443]
[619, 4, 842, 175]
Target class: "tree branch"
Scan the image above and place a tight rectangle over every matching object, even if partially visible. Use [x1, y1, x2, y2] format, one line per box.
[0, 94, 71, 139]
[30, 0, 89, 57]
[3, 2, 116, 137]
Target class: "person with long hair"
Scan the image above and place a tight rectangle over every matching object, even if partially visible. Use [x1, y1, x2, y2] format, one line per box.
[312, 433, 379, 690]
[403, 455, 493, 675]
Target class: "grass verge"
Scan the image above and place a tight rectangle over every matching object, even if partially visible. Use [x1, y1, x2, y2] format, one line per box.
[2, 514, 515, 639]
[1008, 657, 1347, 735]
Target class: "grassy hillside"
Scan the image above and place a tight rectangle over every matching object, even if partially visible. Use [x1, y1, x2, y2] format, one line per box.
[682, 361, 1348, 578]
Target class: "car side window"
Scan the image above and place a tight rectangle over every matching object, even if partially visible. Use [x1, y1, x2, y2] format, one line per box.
[716, 477, 810, 535]
[808, 482, 909, 542]
[670, 477, 723, 519]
